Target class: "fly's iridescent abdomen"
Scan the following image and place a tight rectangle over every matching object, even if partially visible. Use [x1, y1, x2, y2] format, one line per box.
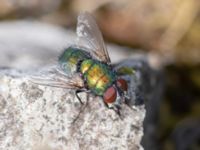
[80, 59, 116, 96]
[59, 47, 91, 74]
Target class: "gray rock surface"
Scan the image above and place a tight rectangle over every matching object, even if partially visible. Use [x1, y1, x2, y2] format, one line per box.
[0, 69, 145, 150]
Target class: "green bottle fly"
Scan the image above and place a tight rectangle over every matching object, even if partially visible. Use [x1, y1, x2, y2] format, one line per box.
[34, 12, 130, 115]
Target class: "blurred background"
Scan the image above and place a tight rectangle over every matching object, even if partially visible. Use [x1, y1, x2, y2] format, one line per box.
[0, 0, 200, 149]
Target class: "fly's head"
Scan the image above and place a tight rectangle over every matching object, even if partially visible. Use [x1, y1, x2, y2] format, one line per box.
[103, 78, 128, 104]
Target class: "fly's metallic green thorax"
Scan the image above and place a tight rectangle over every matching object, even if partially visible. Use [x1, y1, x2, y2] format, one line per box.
[59, 47, 91, 74]
[80, 59, 116, 96]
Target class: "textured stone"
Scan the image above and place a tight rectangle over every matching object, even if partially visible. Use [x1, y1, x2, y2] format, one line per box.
[0, 68, 145, 150]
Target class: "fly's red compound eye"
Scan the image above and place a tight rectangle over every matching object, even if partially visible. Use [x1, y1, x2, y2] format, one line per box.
[103, 86, 117, 103]
[117, 78, 128, 91]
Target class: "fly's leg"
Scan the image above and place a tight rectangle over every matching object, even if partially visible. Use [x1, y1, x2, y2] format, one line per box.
[72, 90, 90, 124]
[124, 95, 131, 105]
[103, 100, 109, 108]
[103, 100, 122, 119]
[118, 90, 136, 112]
[75, 89, 86, 105]
[111, 104, 121, 117]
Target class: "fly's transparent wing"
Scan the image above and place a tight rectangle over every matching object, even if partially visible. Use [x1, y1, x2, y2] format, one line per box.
[76, 12, 111, 63]
[30, 66, 84, 89]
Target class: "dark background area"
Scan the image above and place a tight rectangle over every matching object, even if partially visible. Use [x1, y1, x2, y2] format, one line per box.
[0, 0, 200, 149]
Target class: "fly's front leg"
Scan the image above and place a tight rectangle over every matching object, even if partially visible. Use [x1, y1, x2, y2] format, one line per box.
[103, 100, 122, 118]
[72, 90, 90, 124]
[124, 95, 131, 105]
[111, 104, 121, 117]
[103, 100, 109, 108]
[117, 86, 131, 106]
[75, 89, 88, 105]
